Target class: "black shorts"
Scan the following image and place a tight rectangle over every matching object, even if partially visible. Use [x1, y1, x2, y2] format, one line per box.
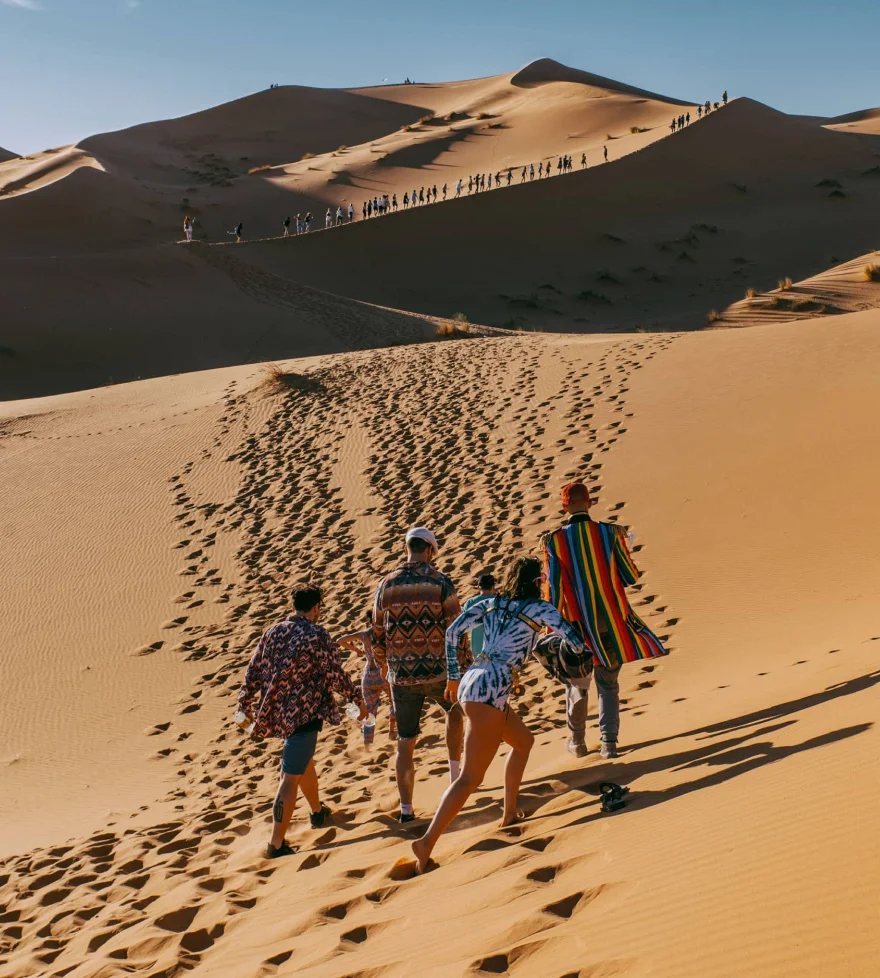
[281, 719, 323, 775]
[392, 680, 458, 740]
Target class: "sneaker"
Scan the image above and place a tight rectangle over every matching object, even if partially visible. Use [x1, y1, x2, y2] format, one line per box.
[566, 739, 589, 758]
[398, 811, 416, 824]
[309, 804, 332, 829]
[266, 840, 298, 860]
[599, 742, 619, 760]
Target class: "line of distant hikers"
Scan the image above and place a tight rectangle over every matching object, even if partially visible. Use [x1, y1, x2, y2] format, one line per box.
[234, 481, 670, 872]
[181, 91, 728, 246]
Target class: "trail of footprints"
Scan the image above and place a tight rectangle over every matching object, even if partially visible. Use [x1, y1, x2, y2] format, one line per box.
[0, 334, 680, 978]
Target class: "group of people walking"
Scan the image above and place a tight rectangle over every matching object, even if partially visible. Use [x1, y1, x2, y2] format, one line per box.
[672, 91, 728, 131]
[236, 481, 669, 868]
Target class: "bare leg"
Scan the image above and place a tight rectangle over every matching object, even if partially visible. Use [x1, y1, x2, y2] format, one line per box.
[412, 702, 504, 872]
[270, 772, 301, 848]
[395, 737, 417, 809]
[446, 703, 464, 764]
[298, 757, 321, 814]
[499, 708, 535, 826]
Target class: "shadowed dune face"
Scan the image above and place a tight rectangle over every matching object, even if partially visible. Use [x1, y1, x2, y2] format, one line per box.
[1, 315, 880, 976]
[0, 145, 17, 163]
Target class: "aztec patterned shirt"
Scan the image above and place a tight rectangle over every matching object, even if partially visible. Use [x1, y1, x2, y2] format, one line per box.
[371, 561, 470, 686]
[237, 614, 362, 739]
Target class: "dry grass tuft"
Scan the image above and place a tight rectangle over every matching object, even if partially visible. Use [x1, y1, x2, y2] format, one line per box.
[864, 263, 880, 282]
[745, 288, 758, 300]
[260, 363, 325, 395]
[630, 126, 649, 134]
[778, 277, 794, 291]
[436, 314, 471, 338]
[247, 165, 272, 175]
[707, 309, 722, 323]
[300, 152, 315, 161]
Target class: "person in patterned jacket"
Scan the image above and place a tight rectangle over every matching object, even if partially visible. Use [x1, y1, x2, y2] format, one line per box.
[371, 527, 470, 822]
[236, 582, 366, 859]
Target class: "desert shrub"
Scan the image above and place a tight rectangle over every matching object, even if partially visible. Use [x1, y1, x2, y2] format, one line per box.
[778, 277, 793, 291]
[864, 263, 880, 282]
[603, 233, 625, 244]
[453, 312, 470, 332]
[261, 363, 325, 394]
[337, 145, 346, 152]
[707, 309, 722, 323]
[606, 133, 615, 140]
[745, 288, 758, 299]
[248, 165, 272, 174]
[300, 152, 314, 160]
[477, 112, 494, 120]
[630, 126, 649, 134]
[437, 315, 471, 338]
[815, 178, 841, 188]
[418, 113, 435, 124]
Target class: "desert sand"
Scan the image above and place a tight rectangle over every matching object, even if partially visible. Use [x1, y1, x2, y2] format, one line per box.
[2, 58, 880, 978]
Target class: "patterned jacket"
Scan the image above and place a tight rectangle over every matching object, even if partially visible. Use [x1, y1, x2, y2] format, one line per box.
[371, 561, 470, 686]
[237, 614, 362, 739]
[542, 514, 669, 670]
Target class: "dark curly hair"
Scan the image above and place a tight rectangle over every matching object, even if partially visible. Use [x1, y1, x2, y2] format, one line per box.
[500, 555, 543, 601]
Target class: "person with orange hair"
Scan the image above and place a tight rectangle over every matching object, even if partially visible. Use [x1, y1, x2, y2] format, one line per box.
[541, 481, 669, 759]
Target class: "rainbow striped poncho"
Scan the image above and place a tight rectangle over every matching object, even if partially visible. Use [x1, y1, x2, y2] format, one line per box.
[542, 515, 668, 669]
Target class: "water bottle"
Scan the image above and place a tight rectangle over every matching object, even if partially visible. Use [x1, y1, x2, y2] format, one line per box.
[362, 713, 377, 746]
[233, 710, 255, 735]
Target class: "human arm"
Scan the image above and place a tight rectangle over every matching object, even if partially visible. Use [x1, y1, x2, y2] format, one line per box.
[613, 526, 641, 587]
[316, 629, 364, 709]
[336, 629, 369, 657]
[369, 582, 387, 669]
[444, 601, 489, 680]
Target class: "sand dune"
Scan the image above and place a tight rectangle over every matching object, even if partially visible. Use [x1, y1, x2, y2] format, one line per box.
[0, 243, 445, 399]
[0, 146, 17, 164]
[2, 308, 880, 976]
[825, 106, 880, 134]
[244, 97, 880, 330]
[718, 249, 880, 327]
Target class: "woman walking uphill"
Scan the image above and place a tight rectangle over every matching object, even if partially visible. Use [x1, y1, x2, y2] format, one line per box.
[411, 556, 584, 873]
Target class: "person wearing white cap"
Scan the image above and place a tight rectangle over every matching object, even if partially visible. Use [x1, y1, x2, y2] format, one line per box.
[371, 527, 469, 822]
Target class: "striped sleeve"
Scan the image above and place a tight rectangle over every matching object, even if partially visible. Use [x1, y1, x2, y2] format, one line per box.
[612, 526, 641, 586]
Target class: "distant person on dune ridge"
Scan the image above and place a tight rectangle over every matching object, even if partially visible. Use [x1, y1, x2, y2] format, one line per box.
[455, 179, 462, 197]
[442, 183, 447, 200]
[581, 152, 587, 169]
[363, 201, 367, 220]
[521, 166, 526, 183]
[305, 212, 312, 232]
[723, 90, 728, 105]
[540, 481, 669, 760]
[370, 527, 469, 823]
[604, 145, 608, 162]
[325, 208, 332, 229]
[698, 104, 703, 118]
[336, 206, 344, 226]
[282, 215, 290, 237]
[403, 192, 409, 209]
[538, 162, 543, 179]
[529, 163, 534, 181]
[183, 216, 193, 242]
[348, 203, 354, 223]
[229, 222, 242, 243]
[235, 582, 366, 860]
[507, 168, 512, 186]
[393, 193, 398, 211]
[410, 555, 584, 874]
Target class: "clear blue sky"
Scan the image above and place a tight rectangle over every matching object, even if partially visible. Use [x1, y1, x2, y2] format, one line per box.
[2, 0, 877, 154]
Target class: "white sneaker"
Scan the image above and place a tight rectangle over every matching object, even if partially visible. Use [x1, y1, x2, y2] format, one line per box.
[566, 739, 588, 758]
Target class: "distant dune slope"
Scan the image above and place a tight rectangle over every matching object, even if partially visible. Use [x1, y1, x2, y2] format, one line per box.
[718, 250, 880, 327]
[243, 98, 880, 331]
[0, 245, 440, 399]
[825, 106, 880, 134]
[0, 146, 17, 163]
[1, 313, 879, 976]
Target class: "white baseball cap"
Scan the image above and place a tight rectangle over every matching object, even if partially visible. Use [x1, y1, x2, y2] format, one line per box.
[405, 527, 440, 551]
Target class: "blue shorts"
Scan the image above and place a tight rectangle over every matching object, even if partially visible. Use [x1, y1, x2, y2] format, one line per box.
[281, 719, 323, 775]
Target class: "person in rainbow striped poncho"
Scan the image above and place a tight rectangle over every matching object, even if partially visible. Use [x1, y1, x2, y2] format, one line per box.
[541, 481, 669, 759]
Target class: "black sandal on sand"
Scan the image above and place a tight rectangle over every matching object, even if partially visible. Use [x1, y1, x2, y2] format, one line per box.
[398, 811, 416, 824]
[599, 782, 630, 813]
[266, 840, 298, 859]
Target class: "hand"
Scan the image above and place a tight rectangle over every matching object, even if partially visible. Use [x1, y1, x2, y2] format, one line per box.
[444, 680, 460, 705]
